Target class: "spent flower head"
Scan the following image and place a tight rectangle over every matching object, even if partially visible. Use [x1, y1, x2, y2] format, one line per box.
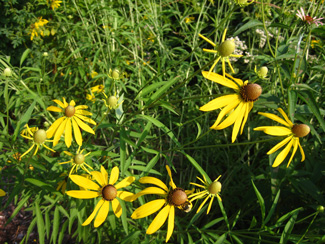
[296, 7, 324, 27]
[254, 108, 310, 167]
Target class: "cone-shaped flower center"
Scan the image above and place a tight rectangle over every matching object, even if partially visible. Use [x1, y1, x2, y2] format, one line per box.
[218, 40, 235, 57]
[65, 105, 75, 117]
[169, 188, 187, 206]
[305, 16, 313, 23]
[112, 68, 120, 80]
[102, 185, 117, 201]
[34, 129, 47, 144]
[108, 96, 118, 108]
[240, 83, 262, 102]
[74, 154, 85, 165]
[208, 181, 222, 195]
[291, 124, 310, 138]
[258, 66, 268, 78]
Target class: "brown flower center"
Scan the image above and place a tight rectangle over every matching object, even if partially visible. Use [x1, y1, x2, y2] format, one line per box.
[102, 185, 117, 201]
[240, 83, 262, 102]
[305, 16, 314, 24]
[33, 129, 47, 144]
[168, 188, 187, 206]
[65, 105, 75, 117]
[291, 124, 310, 138]
[74, 154, 85, 165]
[208, 181, 222, 195]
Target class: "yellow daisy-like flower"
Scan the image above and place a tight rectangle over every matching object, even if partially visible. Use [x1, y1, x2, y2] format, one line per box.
[91, 84, 104, 93]
[20, 125, 55, 158]
[199, 28, 243, 77]
[66, 166, 135, 227]
[29, 17, 49, 40]
[59, 146, 93, 176]
[0, 189, 5, 197]
[200, 72, 262, 142]
[48, 0, 62, 10]
[90, 70, 98, 78]
[102, 93, 123, 110]
[131, 165, 192, 243]
[254, 108, 310, 168]
[47, 98, 96, 148]
[188, 175, 222, 214]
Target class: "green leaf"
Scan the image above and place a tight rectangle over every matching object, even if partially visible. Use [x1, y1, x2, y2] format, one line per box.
[35, 201, 45, 244]
[272, 207, 303, 229]
[183, 153, 211, 183]
[288, 89, 297, 122]
[121, 231, 141, 244]
[58, 220, 69, 244]
[215, 233, 227, 244]
[279, 210, 299, 244]
[217, 197, 230, 230]
[13, 101, 36, 140]
[120, 128, 127, 174]
[251, 180, 265, 224]
[25, 178, 50, 188]
[25, 217, 37, 244]
[45, 210, 50, 240]
[20, 49, 31, 66]
[233, 19, 263, 36]
[138, 81, 166, 98]
[6, 192, 31, 225]
[119, 198, 128, 235]
[139, 153, 160, 177]
[264, 190, 280, 225]
[51, 206, 60, 244]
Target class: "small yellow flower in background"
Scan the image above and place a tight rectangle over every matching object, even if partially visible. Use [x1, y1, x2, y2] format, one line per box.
[199, 28, 243, 77]
[90, 71, 98, 79]
[311, 40, 320, 49]
[131, 165, 193, 243]
[20, 125, 55, 158]
[0, 189, 6, 197]
[29, 17, 49, 40]
[188, 175, 222, 214]
[48, 0, 62, 10]
[254, 108, 310, 168]
[56, 173, 68, 194]
[185, 17, 195, 23]
[59, 146, 93, 176]
[7, 152, 22, 163]
[86, 93, 96, 102]
[255, 66, 268, 79]
[47, 98, 96, 148]
[102, 93, 123, 110]
[86, 85, 104, 102]
[66, 166, 135, 227]
[200, 72, 262, 142]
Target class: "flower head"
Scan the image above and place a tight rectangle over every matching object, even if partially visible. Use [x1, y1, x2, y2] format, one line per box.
[200, 72, 262, 142]
[47, 98, 96, 148]
[131, 165, 192, 242]
[29, 17, 49, 40]
[48, 0, 62, 10]
[296, 7, 324, 27]
[59, 146, 93, 175]
[20, 125, 55, 158]
[254, 108, 310, 167]
[102, 93, 123, 110]
[86, 85, 104, 102]
[199, 28, 243, 77]
[255, 66, 269, 79]
[0, 189, 5, 197]
[233, 0, 255, 7]
[66, 166, 135, 227]
[188, 175, 222, 214]
[3, 67, 12, 77]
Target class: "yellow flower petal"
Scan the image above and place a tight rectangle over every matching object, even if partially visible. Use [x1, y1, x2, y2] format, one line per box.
[52, 99, 65, 109]
[267, 136, 293, 155]
[112, 198, 122, 218]
[75, 109, 92, 116]
[277, 108, 294, 127]
[71, 118, 82, 146]
[62, 98, 68, 107]
[139, 177, 168, 191]
[272, 137, 294, 167]
[73, 116, 95, 134]
[200, 94, 239, 112]
[225, 73, 244, 87]
[197, 195, 210, 213]
[240, 102, 253, 135]
[221, 28, 227, 42]
[65, 118, 72, 148]
[298, 140, 305, 162]
[117, 191, 134, 202]
[258, 111, 291, 128]
[66, 190, 100, 199]
[74, 113, 96, 125]
[0, 189, 6, 197]
[231, 103, 247, 142]
[63, 151, 74, 157]
[47, 117, 65, 138]
[286, 137, 299, 167]
[254, 126, 292, 136]
[210, 97, 240, 128]
[166, 165, 176, 189]
[53, 118, 68, 146]
[214, 100, 245, 130]
[133, 187, 167, 200]
[82, 199, 105, 226]
[47, 106, 62, 113]
[115, 176, 135, 190]
[21, 144, 35, 158]
[94, 200, 110, 227]
[75, 105, 88, 110]
[207, 195, 215, 214]
[166, 206, 175, 242]
[202, 71, 239, 90]
[199, 34, 216, 47]
[101, 166, 108, 185]
[109, 166, 119, 185]
[70, 100, 76, 106]
[146, 204, 171, 235]
[70, 175, 101, 190]
[131, 199, 166, 219]
[91, 171, 105, 187]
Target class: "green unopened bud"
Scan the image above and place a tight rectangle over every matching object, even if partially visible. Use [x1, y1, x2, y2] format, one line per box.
[43, 52, 48, 57]
[108, 96, 118, 108]
[257, 66, 268, 78]
[218, 40, 235, 57]
[112, 68, 120, 80]
[3, 67, 12, 77]
[317, 205, 324, 213]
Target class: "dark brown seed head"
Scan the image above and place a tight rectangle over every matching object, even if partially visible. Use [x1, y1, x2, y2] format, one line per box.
[208, 181, 222, 195]
[169, 188, 187, 206]
[291, 124, 310, 137]
[241, 83, 262, 102]
[102, 185, 117, 201]
[65, 105, 75, 117]
[34, 129, 47, 144]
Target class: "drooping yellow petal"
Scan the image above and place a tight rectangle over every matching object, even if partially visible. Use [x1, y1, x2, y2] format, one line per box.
[240, 102, 253, 135]
[73, 116, 95, 134]
[207, 195, 215, 214]
[267, 136, 293, 155]
[117, 191, 134, 202]
[111, 198, 122, 218]
[21, 144, 35, 158]
[226, 58, 235, 73]
[202, 71, 239, 90]
[52, 99, 65, 109]
[231, 103, 247, 142]
[47, 106, 63, 113]
[43, 143, 55, 153]
[66, 190, 100, 199]
[272, 137, 294, 167]
[286, 137, 299, 167]
[146, 204, 171, 235]
[63, 151, 74, 157]
[254, 126, 292, 136]
[189, 191, 208, 202]
[221, 59, 226, 77]
[0, 189, 6, 196]
[74, 114, 96, 125]
[70, 175, 101, 190]
[69, 100, 76, 106]
[208, 56, 221, 73]
[71, 118, 82, 146]
[131, 199, 166, 219]
[53, 118, 68, 146]
[62, 97, 68, 107]
[47, 117, 65, 138]
[258, 111, 291, 128]
[65, 118, 72, 148]
[109, 166, 119, 185]
[277, 108, 294, 127]
[101, 166, 108, 185]
[210, 97, 241, 128]
[75, 105, 88, 110]
[82, 199, 105, 226]
[221, 28, 227, 42]
[214, 100, 245, 130]
[139, 177, 168, 191]
[200, 94, 239, 112]
[91, 171, 105, 187]
[94, 200, 110, 227]
[166, 165, 176, 189]
[166, 206, 175, 242]
[225, 73, 244, 87]
[199, 34, 216, 47]
[133, 187, 167, 200]
[75, 109, 92, 116]
[298, 140, 305, 162]
[115, 176, 135, 189]
[190, 182, 205, 188]
[196, 195, 210, 213]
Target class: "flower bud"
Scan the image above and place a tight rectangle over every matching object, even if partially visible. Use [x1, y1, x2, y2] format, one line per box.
[112, 68, 120, 80]
[43, 52, 48, 57]
[3, 67, 12, 77]
[257, 66, 268, 78]
[108, 96, 118, 108]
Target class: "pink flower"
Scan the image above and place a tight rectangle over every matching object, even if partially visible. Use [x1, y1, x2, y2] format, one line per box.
[296, 7, 324, 27]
